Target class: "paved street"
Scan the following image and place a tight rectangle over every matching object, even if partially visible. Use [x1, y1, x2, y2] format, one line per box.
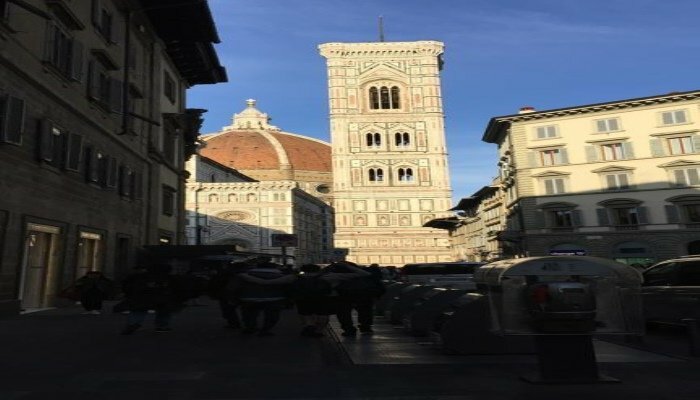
[1, 300, 699, 400]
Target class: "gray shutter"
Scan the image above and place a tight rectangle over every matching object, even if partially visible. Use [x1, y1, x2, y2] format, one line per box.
[665, 205, 680, 223]
[637, 206, 649, 224]
[559, 148, 569, 164]
[133, 171, 142, 199]
[673, 170, 686, 186]
[38, 119, 54, 162]
[572, 210, 583, 226]
[109, 78, 123, 113]
[585, 146, 598, 162]
[619, 173, 629, 189]
[544, 179, 554, 195]
[43, 21, 55, 62]
[622, 142, 635, 159]
[650, 138, 665, 157]
[692, 135, 700, 153]
[70, 40, 84, 82]
[555, 178, 565, 193]
[110, 12, 121, 45]
[596, 208, 610, 226]
[606, 175, 616, 190]
[5, 96, 25, 144]
[91, 0, 101, 27]
[527, 151, 537, 168]
[87, 61, 100, 100]
[65, 133, 83, 171]
[106, 157, 118, 188]
[533, 210, 546, 229]
[86, 146, 100, 183]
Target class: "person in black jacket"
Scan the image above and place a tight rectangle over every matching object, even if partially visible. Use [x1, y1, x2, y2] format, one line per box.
[74, 270, 114, 314]
[120, 264, 185, 335]
[208, 262, 249, 329]
[236, 261, 295, 336]
[335, 263, 386, 336]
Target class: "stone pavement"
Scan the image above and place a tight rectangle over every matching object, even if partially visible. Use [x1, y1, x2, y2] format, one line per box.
[0, 299, 699, 400]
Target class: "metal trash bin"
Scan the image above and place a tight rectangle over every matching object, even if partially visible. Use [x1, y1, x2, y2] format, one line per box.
[385, 284, 434, 324]
[403, 287, 469, 336]
[431, 292, 534, 355]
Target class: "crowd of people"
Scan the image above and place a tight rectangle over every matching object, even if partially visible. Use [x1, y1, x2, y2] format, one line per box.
[67, 259, 389, 337]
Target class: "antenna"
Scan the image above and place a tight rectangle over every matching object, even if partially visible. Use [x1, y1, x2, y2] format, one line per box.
[378, 15, 385, 42]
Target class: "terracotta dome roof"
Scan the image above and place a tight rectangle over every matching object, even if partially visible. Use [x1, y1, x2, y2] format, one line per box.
[200, 129, 331, 173]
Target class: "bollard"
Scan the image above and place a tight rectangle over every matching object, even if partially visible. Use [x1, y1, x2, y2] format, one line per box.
[682, 318, 700, 357]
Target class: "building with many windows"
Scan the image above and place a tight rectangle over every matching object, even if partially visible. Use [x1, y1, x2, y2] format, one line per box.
[318, 40, 453, 265]
[0, 0, 225, 315]
[481, 90, 700, 265]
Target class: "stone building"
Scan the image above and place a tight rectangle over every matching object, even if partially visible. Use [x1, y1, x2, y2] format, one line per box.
[482, 90, 700, 265]
[188, 101, 335, 264]
[318, 40, 454, 265]
[0, 0, 225, 315]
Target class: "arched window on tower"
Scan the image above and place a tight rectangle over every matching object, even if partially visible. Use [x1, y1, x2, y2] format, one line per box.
[398, 168, 414, 182]
[366, 132, 382, 148]
[374, 133, 382, 147]
[395, 132, 411, 147]
[391, 86, 400, 109]
[380, 86, 390, 109]
[366, 133, 373, 147]
[369, 87, 379, 109]
[368, 168, 384, 183]
[402, 132, 410, 146]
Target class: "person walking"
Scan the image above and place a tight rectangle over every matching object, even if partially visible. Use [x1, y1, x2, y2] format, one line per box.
[208, 262, 248, 329]
[335, 263, 385, 336]
[120, 264, 185, 335]
[292, 264, 334, 337]
[236, 261, 295, 337]
[74, 270, 114, 314]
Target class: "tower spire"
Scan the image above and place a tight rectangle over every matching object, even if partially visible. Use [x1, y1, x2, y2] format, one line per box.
[378, 15, 385, 42]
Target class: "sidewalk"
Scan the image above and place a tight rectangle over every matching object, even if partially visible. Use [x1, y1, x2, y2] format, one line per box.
[0, 299, 698, 399]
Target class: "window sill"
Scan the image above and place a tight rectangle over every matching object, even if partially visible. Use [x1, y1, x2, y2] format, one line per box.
[614, 225, 640, 231]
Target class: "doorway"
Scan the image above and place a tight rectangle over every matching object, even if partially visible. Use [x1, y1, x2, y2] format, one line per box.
[20, 224, 61, 309]
[76, 231, 103, 279]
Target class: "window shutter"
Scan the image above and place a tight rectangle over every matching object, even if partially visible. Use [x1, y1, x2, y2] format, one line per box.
[91, 0, 101, 27]
[585, 146, 598, 162]
[665, 205, 680, 224]
[87, 61, 100, 100]
[533, 210, 545, 229]
[132, 171, 142, 199]
[555, 178, 565, 193]
[2, 96, 25, 144]
[596, 208, 610, 226]
[572, 210, 583, 226]
[70, 40, 84, 82]
[622, 142, 635, 159]
[65, 133, 83, 171]
[673, 170, 686, 186]
[106, 156, 118, 188]
[544, 179, 554, 194]
[38, 119, 54, 162]
[559, 148, 569, 164]
[637, 206, 649, 224]
[86, 146, 100, 183]
[110, 78, 123, 113]
[527, 151, 537, 168]
[43, 21, 56, 62]
[692, 135, 700, 153]
[109, 13, 120, 45]
[606, 175, 616, 190]
[650, 138, 665, 157]
[618, 173, 629, 189]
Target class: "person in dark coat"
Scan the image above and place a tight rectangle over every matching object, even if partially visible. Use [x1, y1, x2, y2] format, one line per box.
[335, 263, 385, 336]
[120, 264, 185, 335]
[208, 262, 249, 329]
[74, 270, 114, 314]
[236, 262, 295, 336]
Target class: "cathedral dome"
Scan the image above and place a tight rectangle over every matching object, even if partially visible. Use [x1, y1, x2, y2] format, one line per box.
[199, 100, 332, 197]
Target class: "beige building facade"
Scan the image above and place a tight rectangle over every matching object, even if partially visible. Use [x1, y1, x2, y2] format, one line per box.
[319, 41, 454, 265]
[482, 90, 700, 265]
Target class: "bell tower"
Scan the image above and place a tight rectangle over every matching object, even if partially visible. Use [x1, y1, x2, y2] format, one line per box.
[319, 40, 453, 264]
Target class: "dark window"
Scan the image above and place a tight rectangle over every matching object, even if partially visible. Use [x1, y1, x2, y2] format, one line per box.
[105, 156, 118, 188]
[369, 87, 379, 109]
[131, 171, 143, 200]
[92, 0, 113, 42]
[163, 128, 176, 164]
[64, 133, 83, 171]
[398, 168, 414, 182]
[38, 119, 67, 167]
[677, 261, 700, 285]
[551, 210, 573, 227]
[366, 132, 381, 147]
[368, 168, 384, 182]
[162, 186, 175, 216]
[118, 165, 132, 196]
[380, 86, 390, 109]
[0, 95, 25, 145]
[88, 60, 121, 111]
[391, 86, 400, 109]
[612, 207, 639, 225]
[85, 146, 101, 183]
[164, 73, 176, 103]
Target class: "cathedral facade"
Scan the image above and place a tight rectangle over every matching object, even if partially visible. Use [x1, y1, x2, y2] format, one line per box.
[319, 41, 454, 264]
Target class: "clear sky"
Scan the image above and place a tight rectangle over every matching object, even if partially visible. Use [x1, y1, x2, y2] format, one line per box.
[188, 0, 700, 202]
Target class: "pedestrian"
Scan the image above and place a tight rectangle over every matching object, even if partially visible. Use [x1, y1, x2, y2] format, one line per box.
[120, 264, 185, 335]
[208, 262, 249, 329]
[292, 264, 334, 337]
[74, 270, 114, 314]
[335, 262, 385, 336]
[236, 261, 295, 336]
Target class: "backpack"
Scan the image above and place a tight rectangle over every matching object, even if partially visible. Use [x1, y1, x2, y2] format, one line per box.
[291, 275, 332, 299]
[337, 276, 386, 298]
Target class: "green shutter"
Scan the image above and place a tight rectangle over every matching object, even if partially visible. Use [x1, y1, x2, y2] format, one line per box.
[650, 138, 665, 157]
[665, 205, 680, 223]
[637, 207, 649, 224]
[559, 148, 569, 164]
[572, 209, 583, 226]
[692, 135, 700, 153]
[622, 142, 634, 159]
[596, 208, 610, 226]
[585, 146, 598, 162]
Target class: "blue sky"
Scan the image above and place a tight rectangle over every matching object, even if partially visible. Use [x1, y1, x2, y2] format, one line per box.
[188, 0, 700, 201]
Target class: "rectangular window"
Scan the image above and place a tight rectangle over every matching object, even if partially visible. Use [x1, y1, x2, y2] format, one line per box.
[162, 186, 175, 216]
[542, 178, 566, 194]
[667, 136, 694, 155]
[595, 118, 620, 133]
[612, 207, 639, 225]
[661, 110, 688, 125]
[0, 95, 25, 145]
[164, 73, 176, 103]
[540, 149, 562, 166]
[550, 210, 573, 227]
[536, 125, 557, 139]
[605, 173, 630, 190]
[38, 120, 67, 167]
[673, 168, 700, 186]
[64, 133, 83, 171]
[684, 204, 700, 223]
[88, 60, 121, 111]
[601, 143, 625, 160]
[92, 0, 113, 42]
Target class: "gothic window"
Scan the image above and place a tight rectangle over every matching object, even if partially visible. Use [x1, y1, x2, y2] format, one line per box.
[368, 168, 384, 182]
[398, 168, 414, 182]
[366, 132, 382, 147]
[368, 85, 401, 110]
[228, 194, 237, 202]
[208, 194, 219, 203]
[395, 132, 410, 147]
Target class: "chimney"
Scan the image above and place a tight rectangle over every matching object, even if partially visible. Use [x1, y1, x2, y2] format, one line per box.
[519, 106, 535, 114]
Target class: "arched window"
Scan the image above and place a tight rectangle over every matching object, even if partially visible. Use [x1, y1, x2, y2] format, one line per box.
[247, 193, 257, 202]
[395, 132, 411, 147]
[376, 168, 384, 181]
[369, 85, 401, 110]
[374, 133, 381, 146]
[208, 194, 219, 203]
[368, 168, 384, 182]
[228, 194, 237, 202]
[398, 168, 414, 182]
[369, 87, 379, 109]
[366, 132, 381, 147]
[402, 132, 410, 145]
[391, 86, 400, 109]
[366, 133, 373, 147]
